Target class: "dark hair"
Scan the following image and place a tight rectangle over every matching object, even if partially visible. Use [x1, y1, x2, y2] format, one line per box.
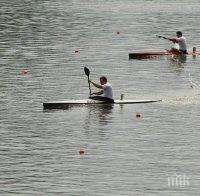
[100, 76, 107, 82]
[176, 31, 182, 36]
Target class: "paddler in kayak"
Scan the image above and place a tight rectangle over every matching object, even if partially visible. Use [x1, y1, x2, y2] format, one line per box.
[166, 31, 188, 54]
[89, 76, 114, 103]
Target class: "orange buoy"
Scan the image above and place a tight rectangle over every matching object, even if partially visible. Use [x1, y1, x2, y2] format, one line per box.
[22, 70, 28, 74]
[79, 148, 85, 155]
[135, 112, 141, 118]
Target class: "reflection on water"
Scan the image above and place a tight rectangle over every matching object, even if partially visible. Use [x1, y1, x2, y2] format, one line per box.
[96, 104, 113, 125]
[167, 54, 187, 64]
[84, 104, 114, 129]
[166, 54, 186, 73]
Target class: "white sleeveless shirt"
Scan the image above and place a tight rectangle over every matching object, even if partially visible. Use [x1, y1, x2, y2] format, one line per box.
[102, 82, 113, 99]
[176, 36, 187, 50]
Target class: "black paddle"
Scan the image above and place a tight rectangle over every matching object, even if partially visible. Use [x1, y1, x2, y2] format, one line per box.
[156, 35, 168, 40]
[84, 67, 91, 96]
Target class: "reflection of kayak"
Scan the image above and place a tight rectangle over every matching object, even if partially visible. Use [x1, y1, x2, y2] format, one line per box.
[43, 99, 162, 110]
[129, 50, 200, 59]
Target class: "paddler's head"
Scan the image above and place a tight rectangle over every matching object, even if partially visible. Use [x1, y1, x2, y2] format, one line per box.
[100, 76, 107, 85]
[176, 31, 182, 37]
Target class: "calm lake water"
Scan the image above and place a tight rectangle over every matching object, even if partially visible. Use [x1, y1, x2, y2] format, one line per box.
[1, 0, 200, 195]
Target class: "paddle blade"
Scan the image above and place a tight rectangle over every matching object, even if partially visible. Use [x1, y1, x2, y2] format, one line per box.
[84, 67, 90, 77]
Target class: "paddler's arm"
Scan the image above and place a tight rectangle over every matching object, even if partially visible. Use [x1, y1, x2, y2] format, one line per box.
[160, 36, 177, 43]
[89, 80, 103, 89]
[91, 90, 103, 95]
[168, 38, 178, 43]
[157, 35, 178, 43]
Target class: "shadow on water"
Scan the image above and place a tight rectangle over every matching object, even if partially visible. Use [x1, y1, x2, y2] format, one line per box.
[43, 104, 114, 141]
[43, 103, 114, 126]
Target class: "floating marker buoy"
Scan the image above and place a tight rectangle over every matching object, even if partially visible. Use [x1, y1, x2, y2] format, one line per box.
[79, 148, 85, 155]
[75, 50, 79, 53]
[22, 70, 28, 74]
[117, 31, 120, 34]
[135, 112, 141, 118]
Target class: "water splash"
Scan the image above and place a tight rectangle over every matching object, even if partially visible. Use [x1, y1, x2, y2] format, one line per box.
[163, 92, 200, 105]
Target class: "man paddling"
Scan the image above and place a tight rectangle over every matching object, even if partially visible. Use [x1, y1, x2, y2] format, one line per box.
[89, 76, 114, 103]
[166, 31, 188, 54]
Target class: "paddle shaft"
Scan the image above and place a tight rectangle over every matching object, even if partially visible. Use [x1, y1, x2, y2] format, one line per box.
[87, 75, 91, 96]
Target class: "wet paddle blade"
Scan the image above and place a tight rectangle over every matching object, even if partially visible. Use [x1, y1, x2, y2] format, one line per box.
[84, 67, 91, 96]
[84, 67, 90, 77]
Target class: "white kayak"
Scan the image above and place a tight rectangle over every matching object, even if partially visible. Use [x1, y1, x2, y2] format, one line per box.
[43, 99, 162, 110]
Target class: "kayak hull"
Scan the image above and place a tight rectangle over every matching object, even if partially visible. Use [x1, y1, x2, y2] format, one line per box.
[43, 99, 162, 110]
[129, 51, 200, 59]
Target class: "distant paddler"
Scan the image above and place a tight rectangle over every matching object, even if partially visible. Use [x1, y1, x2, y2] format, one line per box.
[157, 31, 188, 54]
[89, 76, 114, 103]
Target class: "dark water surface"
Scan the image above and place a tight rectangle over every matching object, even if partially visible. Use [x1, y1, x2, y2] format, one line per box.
[1, 0, 200, 195]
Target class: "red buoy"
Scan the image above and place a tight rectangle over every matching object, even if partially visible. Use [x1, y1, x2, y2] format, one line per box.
[135, 112, 141, 118]
[22, 70, 28, 74]
[79, 148, 85, 155]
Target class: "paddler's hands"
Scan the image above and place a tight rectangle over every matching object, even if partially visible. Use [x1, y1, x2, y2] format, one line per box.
[89, 80, 94, 85]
